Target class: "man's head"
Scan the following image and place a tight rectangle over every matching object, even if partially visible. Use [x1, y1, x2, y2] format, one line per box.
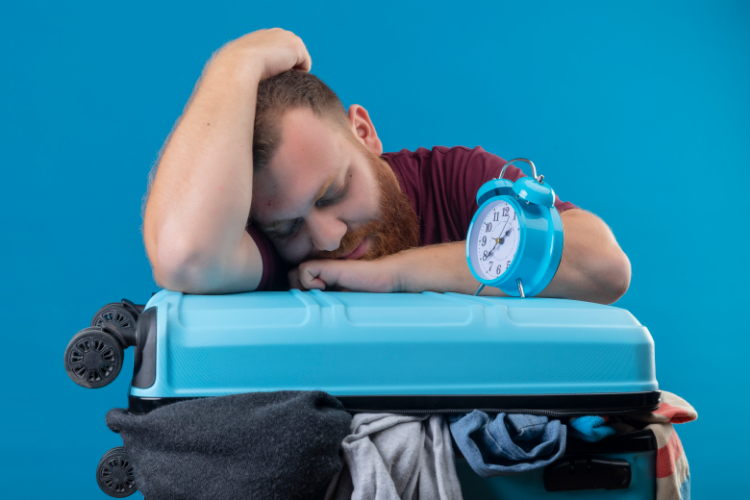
[250, 71, 419, 265]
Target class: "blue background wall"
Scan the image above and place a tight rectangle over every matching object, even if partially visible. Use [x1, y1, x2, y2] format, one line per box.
[1, 0, 747, 497]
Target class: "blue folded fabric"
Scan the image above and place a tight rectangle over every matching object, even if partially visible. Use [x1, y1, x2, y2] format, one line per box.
[449, 411, 566, 477]
[568, 415, 616, 442]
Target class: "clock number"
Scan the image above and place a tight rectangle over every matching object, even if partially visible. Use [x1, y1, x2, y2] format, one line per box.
[493, 212, 500, 221]
[481, 236, 487, 246]
[483, 250, 489, 260]
[488, 261, 493, 271]
[513, 211, 516, 220]
[496, 264, 502, 275]
[502, 206, 509, 217]
[507, 260, 511, 269]
[485, 222, 492, 232]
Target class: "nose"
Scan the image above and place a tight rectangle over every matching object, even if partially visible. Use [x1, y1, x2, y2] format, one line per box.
[307, 211, 347, 252]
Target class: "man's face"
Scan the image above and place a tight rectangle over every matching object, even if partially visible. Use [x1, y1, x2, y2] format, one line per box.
[251, 107, 418, 265]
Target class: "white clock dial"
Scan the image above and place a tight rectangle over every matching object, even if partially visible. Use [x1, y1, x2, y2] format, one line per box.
[475, 201, 520, 280]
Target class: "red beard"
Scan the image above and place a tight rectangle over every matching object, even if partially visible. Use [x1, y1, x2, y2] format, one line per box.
[310, 148, 420, 261]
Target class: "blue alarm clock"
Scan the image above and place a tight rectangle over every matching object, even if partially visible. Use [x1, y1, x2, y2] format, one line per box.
[466, 158, 564, 297]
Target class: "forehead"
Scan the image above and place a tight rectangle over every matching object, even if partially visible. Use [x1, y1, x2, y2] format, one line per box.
[252, 108, 349, 222]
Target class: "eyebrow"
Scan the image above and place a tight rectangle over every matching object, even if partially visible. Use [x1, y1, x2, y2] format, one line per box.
[259, 172, 338, 232]
[314, 173, 337, 201]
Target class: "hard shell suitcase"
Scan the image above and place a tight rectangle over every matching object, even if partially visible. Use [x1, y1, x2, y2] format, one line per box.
[65, 290, 662, 498]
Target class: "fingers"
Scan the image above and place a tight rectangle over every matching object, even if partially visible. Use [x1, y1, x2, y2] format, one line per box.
[300, 262, 331, 290]
[288, 263, 328, 290]
[270, 28, 311, 72]
[287, 260, 397, 293]
[289, 261, 339, 291]
[287, 267, 302, 290]
[294, 36, 312, 72]
[268, 28, 310, 72]
[224, 28, 312, 81]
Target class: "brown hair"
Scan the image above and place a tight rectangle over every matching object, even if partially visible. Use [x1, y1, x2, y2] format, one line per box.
[253, 70, 349, 171]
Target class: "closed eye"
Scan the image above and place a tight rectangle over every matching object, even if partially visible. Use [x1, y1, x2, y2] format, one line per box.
[275, 218, 303, 238]
[316, 179, 350, 208]
[316, 194, 343, 207]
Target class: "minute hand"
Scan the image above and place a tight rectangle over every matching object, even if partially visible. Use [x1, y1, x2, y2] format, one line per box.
[485, 238, 500, 259]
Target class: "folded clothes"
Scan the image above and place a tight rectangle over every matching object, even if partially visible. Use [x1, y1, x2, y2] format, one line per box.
[106, 391, 351, 500]
[609, 391, 698, 500]
[568, 415, 616, 442]
[449, 411, 567, 477]
[325, 413, 463, 500]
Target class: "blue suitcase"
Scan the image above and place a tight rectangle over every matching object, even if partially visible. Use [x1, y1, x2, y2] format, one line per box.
[65, 290, 661, 498]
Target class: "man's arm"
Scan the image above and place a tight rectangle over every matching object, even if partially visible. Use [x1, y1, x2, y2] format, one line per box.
[143, 29, 311, 294]
[290, 209, 631, 304]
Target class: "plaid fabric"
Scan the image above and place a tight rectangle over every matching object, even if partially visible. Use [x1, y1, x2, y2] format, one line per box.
[611, 391, 697, 500]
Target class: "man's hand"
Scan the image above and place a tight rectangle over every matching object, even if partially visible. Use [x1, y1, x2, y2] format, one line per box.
[289, 259, 400, 292]
[217, 28, 312, 82]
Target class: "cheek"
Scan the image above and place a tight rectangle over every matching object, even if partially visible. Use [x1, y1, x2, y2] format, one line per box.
[345, 173, 380, 221]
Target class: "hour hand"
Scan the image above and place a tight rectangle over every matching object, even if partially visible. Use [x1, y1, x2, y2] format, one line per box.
[498, 228, 512, 245]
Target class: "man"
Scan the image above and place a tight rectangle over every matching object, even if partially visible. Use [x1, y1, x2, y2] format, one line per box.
[144, 28, 630, 303]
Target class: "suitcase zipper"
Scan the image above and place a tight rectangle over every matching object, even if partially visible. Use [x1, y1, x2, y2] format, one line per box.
[345, 407, 657, 418]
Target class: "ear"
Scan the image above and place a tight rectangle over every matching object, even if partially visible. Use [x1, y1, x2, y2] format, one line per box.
[347, 104, 383, 156]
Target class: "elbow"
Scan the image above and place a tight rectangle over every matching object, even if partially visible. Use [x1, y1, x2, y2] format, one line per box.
[143, 205, 230, 293]
[146, 234, 215, 294]
[559, 209, 631, 305]
[152, 254, 203, 294]
[591, 249, 631, 305]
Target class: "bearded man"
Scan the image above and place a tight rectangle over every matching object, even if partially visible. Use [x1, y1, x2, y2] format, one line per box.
[144, 29, 631, 303]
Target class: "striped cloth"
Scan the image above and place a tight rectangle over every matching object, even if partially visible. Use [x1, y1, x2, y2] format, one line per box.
[611, 391, 697, 500]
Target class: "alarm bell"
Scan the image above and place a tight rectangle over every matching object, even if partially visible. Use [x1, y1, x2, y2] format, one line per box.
[476, 178, 514, 206]
[500, 159, 556, 208]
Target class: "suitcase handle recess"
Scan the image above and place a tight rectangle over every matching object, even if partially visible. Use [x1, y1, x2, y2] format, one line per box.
[544, 456, 631, 491]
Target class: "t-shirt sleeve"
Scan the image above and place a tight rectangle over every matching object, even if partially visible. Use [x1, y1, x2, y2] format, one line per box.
[245, 224, 290, 291]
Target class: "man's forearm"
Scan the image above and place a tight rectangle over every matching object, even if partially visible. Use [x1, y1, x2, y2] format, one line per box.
[387, 242, 497, 295]
[388, 209, 630, 303]
[142, 42, 263, 291]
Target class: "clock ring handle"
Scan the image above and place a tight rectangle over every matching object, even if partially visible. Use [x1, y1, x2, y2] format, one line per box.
[499, 158, 544, 184]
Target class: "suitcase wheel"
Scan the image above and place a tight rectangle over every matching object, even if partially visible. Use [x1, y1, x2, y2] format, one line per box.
[97, 446, 137, 498]
[90, 302, 139, 345]
[91, 302, 137, 330]
[63, 327, 123, 389]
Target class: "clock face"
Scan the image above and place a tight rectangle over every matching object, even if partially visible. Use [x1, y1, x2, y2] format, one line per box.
[473, 200, 521, 281]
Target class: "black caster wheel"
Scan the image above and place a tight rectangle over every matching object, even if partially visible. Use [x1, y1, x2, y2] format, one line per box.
[64, 327, 123, 388]
[97, 447, 137, 498]
[91, 302, 138, 332]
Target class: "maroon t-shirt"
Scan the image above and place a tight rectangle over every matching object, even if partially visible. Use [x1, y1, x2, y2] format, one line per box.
[247, 146, 577, 290]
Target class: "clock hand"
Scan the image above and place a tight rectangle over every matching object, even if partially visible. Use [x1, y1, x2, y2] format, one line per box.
[485, 238, 500, 259]
[487, 239, 500, 259]
[486, 228, 515, 262]
[496, 219, 510, 242]
[488, 230, 513, 258]
[498, 228, 512, 245]
[487, 220, 510, 258]
[483, 216, 512, 261]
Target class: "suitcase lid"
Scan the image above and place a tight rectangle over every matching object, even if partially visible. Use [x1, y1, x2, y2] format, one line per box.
[130, 290, 658, 413]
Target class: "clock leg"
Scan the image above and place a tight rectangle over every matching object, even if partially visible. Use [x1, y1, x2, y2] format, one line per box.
[517, 279, 526, 298]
